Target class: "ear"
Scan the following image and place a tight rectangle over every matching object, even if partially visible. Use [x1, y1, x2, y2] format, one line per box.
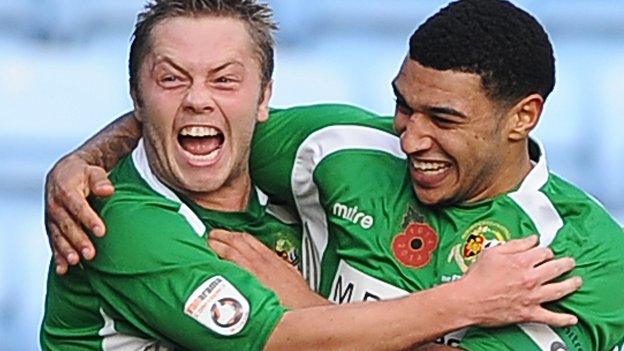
[505, 94, 544, 141]
[130, 88, 144, 122]
[256, 80, 273, 123]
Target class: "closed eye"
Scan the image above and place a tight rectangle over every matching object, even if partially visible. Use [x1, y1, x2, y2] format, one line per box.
[431, 115, 461, 127]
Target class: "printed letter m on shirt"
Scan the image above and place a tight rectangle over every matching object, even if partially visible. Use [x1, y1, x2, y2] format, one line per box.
[332, 275, 354, 304]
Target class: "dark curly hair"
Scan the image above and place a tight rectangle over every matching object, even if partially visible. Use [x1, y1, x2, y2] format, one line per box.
[409, 0, 555, 105]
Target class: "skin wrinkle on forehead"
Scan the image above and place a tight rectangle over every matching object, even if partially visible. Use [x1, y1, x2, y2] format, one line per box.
[149, 14, 267, 83]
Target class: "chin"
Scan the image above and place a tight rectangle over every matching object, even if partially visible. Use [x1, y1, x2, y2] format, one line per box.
[184, 177, 226, 194]
[414, 186, 452, 208]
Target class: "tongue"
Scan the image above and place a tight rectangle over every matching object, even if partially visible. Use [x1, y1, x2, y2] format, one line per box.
[179, 136, 221, 156]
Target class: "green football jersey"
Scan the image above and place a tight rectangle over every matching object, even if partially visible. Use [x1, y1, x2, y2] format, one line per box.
[251, 104, 442, 301]
[250, 104, 624, 351]
[40, 140, 301, 351]
[437, 143, 624, 351]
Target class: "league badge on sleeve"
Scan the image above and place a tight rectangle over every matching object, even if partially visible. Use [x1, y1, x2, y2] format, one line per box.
[184, 276, 250, 336]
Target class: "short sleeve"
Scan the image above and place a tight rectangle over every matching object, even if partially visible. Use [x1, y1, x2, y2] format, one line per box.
[86, 200, 286, 351]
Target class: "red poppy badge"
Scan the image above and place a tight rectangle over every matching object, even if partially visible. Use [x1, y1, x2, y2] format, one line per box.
[392, 222, 438, 268]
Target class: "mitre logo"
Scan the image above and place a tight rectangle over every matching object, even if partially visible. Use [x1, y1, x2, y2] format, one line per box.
[331, 202, 374, 229]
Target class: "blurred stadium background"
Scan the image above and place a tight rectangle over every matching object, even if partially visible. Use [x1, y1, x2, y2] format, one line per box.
[0, 0, 623, 349]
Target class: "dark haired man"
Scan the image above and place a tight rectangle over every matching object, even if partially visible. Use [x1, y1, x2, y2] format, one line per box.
[44, 0, 624, 350]
[40, 1, 584, 350]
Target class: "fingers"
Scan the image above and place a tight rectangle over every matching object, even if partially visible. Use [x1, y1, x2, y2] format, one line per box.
[208, 229, 288, 271]
[208, 237, 235, 259]
[87, 166, 114, 198]
[208, 229, 254, 271]
[533, 275, 583, 304]
[61, 183, 106, 238]
[534, 257, 576, 284]
[49, 221, 79, 266]
[47, 201, 95, 260]
[517, 245, 555, 268]
[210, 229, 263, 256]
[208, 235, 255, 270]
[209, 229, 231, 242]
[496, 235, 538, 254]
[525, 307, 578, 327]
[53, 250, 69, 275]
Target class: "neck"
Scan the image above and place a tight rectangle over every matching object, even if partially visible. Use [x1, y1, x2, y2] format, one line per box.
[189, 174, 253, 212]
[467, 140, 533, 203]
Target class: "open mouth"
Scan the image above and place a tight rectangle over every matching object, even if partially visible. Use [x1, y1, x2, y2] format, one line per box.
[178, 125, 225, 162]
[410, 159, 452, 186]
[411, 160, 450, 175]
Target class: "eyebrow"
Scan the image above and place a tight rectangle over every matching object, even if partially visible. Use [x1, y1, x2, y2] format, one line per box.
[427, 106, 467, 119]
[151, 57, 244, 77]
[208, 61, 244, 75]
[391, 81, 467, 119]
[151, 56, 189, 76]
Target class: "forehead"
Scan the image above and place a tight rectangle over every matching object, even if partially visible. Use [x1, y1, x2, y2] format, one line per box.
[147, 16, 257, 68]
[394, 58, 490, 111]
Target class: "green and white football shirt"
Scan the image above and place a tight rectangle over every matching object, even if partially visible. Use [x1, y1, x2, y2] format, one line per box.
[40, 140, 301, 351]
[438, 142, 624, 351]
[250, 104, 624, 351]
[251, 104, 441, 301]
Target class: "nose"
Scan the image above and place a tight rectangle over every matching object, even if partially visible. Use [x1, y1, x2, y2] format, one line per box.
[399, 114, 434, 154]
[182, 81, 215, 114]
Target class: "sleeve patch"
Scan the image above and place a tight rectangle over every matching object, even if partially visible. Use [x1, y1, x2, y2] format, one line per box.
[184, 276, 250, 336]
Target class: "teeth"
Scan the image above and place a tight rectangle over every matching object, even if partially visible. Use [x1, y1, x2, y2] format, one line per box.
[421, 168, 446, 175]
[180, 126, 219, 137]
[412, 160, 449, 172]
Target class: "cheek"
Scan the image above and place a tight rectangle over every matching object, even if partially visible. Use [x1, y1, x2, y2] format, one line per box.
[141, 104, 176, 144]
[442, 133, 480, 171]
[456, 136, 496, 177]
[217, 91, 262, 127]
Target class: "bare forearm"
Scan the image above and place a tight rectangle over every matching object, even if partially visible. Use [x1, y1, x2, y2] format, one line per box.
[266, 280, 475, 350]
[72, 111, 141, 170]
[284, 286, 332, 309]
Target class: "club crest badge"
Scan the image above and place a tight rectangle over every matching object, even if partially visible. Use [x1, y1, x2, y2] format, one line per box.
[448, 220, 511, 272]
[275, 236, 300, 267]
